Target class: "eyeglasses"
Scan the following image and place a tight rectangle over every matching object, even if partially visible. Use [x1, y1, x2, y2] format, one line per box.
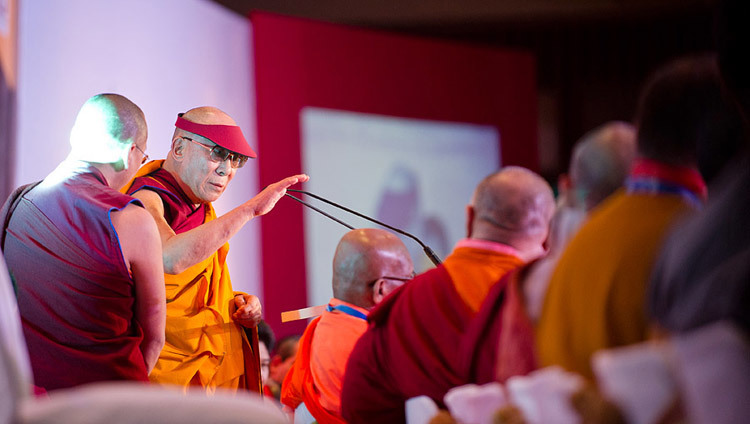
[182, 137, 249, 169]
[369, 271, 417, 286]
[134, 144, 149, 165]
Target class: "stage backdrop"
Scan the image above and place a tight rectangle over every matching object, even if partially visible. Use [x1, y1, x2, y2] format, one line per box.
[252, 12, 538, 337]
[16, 0, 260, 297]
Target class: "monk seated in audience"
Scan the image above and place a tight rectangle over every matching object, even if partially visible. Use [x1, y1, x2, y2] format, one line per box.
[282, 228, 414, 423]
[535, 54, 739, 380]
[341, 167, 555, 423]
[459, 121, 636, 385]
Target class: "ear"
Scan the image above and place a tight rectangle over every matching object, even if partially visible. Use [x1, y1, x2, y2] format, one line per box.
[465, 204, 475, 238]
[171, 137, 185, 158]
[371, 278, 387, 305]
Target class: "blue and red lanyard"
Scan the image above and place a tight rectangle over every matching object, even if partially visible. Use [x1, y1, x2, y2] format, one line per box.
[625, 158, 707, 208]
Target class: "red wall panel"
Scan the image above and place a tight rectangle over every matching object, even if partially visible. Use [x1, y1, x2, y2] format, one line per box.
[252, 12, 537, 337]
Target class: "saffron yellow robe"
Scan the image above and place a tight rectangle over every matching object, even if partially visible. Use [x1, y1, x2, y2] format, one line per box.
[123, 161, 260, 393]
[536, 190, 697, 379]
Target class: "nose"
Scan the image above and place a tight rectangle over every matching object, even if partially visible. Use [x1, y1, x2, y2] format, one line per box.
[216, 158, 232, 176]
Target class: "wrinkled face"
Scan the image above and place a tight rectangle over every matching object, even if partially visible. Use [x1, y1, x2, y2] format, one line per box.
[179, 136, 236, 204]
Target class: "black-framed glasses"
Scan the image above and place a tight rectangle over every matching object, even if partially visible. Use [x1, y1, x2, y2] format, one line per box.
[369, 271, 417, 286]
[134, 144, 149, 165]
[182, 136, 249, 169]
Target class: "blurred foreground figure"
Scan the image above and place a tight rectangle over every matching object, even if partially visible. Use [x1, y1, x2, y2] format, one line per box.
[648, 0, 750, 341]
[536, 55, 738, 379]
[341, 167, 554, 423]
[282, 228, 414, 423]
[645, 2, 750, 420]
[123, 106, 308, 393]
[1, 93, 165, 390]
[616, 0, 750, 424]
[0, 254, 287, 424]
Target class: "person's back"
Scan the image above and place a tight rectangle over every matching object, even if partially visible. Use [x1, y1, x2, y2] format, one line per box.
[458, 122, 637, 385]
[6, 164, 147, 389]
[1, 93, 164, 390]
[341, 167, 554, 423]
[536, 55, 738, 379]
[648, 0, 750, 339]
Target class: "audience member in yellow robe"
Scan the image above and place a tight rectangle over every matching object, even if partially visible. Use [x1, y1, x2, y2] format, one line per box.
[536, 56, 736, 380]
[124, 106, 308, 392]
[523, 121, 636, 323]
[282, 228, 414, 423]
[457, 121, 637, 388]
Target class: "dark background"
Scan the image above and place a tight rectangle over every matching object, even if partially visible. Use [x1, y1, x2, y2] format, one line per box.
[210, 0, 717, 182]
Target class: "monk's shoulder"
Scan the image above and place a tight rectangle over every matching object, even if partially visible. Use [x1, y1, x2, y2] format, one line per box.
[367, 265, 453, 324]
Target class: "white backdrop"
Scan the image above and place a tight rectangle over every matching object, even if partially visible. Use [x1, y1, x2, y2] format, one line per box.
[301, 108, 500, 306]
[15, 0, 262, 296]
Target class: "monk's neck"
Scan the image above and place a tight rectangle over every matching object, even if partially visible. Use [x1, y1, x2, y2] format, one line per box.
[163, 160, 203, 207]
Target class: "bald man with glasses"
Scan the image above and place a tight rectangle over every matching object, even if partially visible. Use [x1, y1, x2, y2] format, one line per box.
[123, 106, 308, 394]
[281, 228, 415, 424]
[2, 93, 165, 390]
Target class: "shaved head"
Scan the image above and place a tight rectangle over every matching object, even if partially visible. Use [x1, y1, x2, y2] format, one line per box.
[69, 93, 147, 165]
[332, 228, 414, 309]
[469, 167, 555, 261]
[569, 121, 636, 211]
[172, 106, 237, 142]
[181, 106, 237, 126]
[164, 106, 244, 204]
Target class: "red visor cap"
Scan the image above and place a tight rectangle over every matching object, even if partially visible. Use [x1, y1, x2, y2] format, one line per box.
[175, 114, 257, 158]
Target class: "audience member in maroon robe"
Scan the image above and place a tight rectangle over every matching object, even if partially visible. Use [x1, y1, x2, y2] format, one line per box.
[1, 94, 165, 390]
[459, 121, 636, 384]
[341, 167, 555, 424]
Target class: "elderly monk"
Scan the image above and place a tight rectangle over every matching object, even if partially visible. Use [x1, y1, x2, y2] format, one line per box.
[524, 121, 636, 323]
[459, 122, 637, 385]
[1, 94, 165, 390]
[341, 167, 555, 423]
[281, 229, 414, 423]
[535, 55, 737, 380]
[123, 106, 308, 393]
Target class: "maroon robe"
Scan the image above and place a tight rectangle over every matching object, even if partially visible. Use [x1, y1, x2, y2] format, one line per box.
[458, 267, 538, 385]
[341, 266, 478, 424]
[3, 161, 148, 390]
[126, 167, 207, 233]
